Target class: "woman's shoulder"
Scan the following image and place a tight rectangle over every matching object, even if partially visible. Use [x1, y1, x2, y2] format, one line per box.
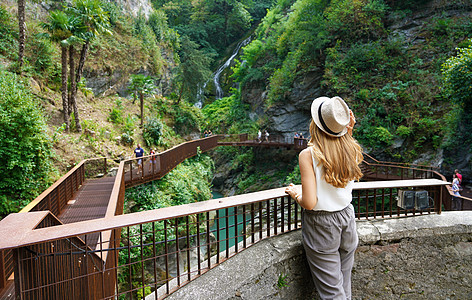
[299, 147, 313, 163]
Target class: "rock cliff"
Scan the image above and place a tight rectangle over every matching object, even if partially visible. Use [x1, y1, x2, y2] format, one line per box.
[236, 0, 472, 178]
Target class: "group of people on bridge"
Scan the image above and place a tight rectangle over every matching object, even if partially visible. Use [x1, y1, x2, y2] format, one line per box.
[257, 129, 270, 142]
[134, 143, 158, 175]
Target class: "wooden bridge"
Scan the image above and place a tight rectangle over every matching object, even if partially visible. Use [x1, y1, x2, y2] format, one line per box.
[0, 134, 468, 299]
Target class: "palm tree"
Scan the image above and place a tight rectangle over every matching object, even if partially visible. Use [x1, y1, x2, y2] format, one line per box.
[128, 75, 155, 126]
[67, 0, 111, 132]
[41, 11, 78, 132]
[17, 0, 25, 73]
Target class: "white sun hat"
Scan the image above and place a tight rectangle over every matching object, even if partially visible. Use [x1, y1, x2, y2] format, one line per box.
[311, 96, 350, 137]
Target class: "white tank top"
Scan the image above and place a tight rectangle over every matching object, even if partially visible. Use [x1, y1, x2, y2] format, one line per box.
[310, 148, 353, 211]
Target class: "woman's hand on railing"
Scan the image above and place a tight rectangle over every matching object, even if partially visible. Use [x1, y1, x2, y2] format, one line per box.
[285, 183, 301, 204]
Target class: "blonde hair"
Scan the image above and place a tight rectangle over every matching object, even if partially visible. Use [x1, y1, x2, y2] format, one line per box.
[309, 120, 363, 188]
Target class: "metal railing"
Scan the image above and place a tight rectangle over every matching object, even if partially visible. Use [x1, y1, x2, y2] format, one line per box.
[217, 133, 292, 144]
[362, 152, 439, 171]
[19, 157, 107, 215]
[0, 157, 108, 293]
[0, 136, 222, 297]
[123, 136, 219, 188]
[0, 133, 458, 299]
[0, 179, 448, 300]
[360, 159, 472, 211]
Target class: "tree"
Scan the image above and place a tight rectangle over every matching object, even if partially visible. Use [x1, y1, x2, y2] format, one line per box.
[442, 40, 472, 144]
[0, 70, 55, 217]
[41, 11, 78, 132]
[442, 42, 472, 112]
[17, 0, 25, 72]
[175, 36, 214, 103]
[128, 74, 155, 126]
[67, 0, 111, 132]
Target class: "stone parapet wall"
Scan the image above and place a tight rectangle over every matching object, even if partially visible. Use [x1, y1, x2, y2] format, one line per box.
[161, 212, 472, 299]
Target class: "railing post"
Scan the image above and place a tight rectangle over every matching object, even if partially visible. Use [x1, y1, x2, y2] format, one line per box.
[13, 248, 22, 300]
[438, 185, 443, 214]
[0, 250, 5, 290]
[103, 158, 107, 175]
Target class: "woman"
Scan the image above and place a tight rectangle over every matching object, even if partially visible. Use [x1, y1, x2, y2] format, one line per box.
[148, 148, 157, 174]
[452, 174, 461, 210]
[285, 96, 363, 300]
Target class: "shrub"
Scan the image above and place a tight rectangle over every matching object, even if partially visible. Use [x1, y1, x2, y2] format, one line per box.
[0, 70, 55, 217]
[372, 126, 393, 146]
[109, 107, 123, 124]
[120, 132, 134, 145]
[143, 117, 164, 146]
[125, 154, 214, 212]
[396, 125, 412, 138]
[123, 114, 137, 134]
[324, 0, 388, 42]
[202, 93, 255, 133]
[172, 102, 202, 135]
[0, 6, 18, 60]
[108, 99, 124, 124]
[27, 31, 56, 78]
[442, 40, 472, 111]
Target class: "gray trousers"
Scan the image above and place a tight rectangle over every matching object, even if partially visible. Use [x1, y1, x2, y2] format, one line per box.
[302, 204, 358, 300]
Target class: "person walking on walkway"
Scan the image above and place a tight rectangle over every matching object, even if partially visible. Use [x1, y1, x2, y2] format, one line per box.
[452, 174, 462, 210]
[134, 143, 144, 175]
[454, 169, 463, 185]
[285, 96, 363, 300]
[149, 148, 157, 174]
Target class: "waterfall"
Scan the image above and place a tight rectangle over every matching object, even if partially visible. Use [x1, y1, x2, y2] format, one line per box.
[213, 37, 251, 99]
[195, 36, 251, 108]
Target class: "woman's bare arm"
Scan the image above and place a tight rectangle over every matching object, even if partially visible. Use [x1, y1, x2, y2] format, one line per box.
[285, 148, 317, 210]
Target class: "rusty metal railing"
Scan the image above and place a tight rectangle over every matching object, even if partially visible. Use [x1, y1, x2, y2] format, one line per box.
[0, 179, 448, 300]
[0, 136, 221, 298]
[0, 133, 457, 299]
[0, 158, 108, 293]
[19, 157, 107, 215]
[123, 135, 219, 188]
[361, 159, 472, 211]
[362, 152, 439, 171]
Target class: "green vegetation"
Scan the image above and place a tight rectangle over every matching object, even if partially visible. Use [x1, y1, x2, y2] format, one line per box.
[128, 74, 155, 126]
[277, 273, 289, 288]
[153, 0, 274, 63]
[202, 91, 256, 133]
[120, 152, 214, 296]
[213, 146, 298, 194]
[211, 0, 472, 162]
[441, 38, 472, 149]
[0, 69, 55, 218]
[125, 152, 214, 212]
[151, 0, 275, 103]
